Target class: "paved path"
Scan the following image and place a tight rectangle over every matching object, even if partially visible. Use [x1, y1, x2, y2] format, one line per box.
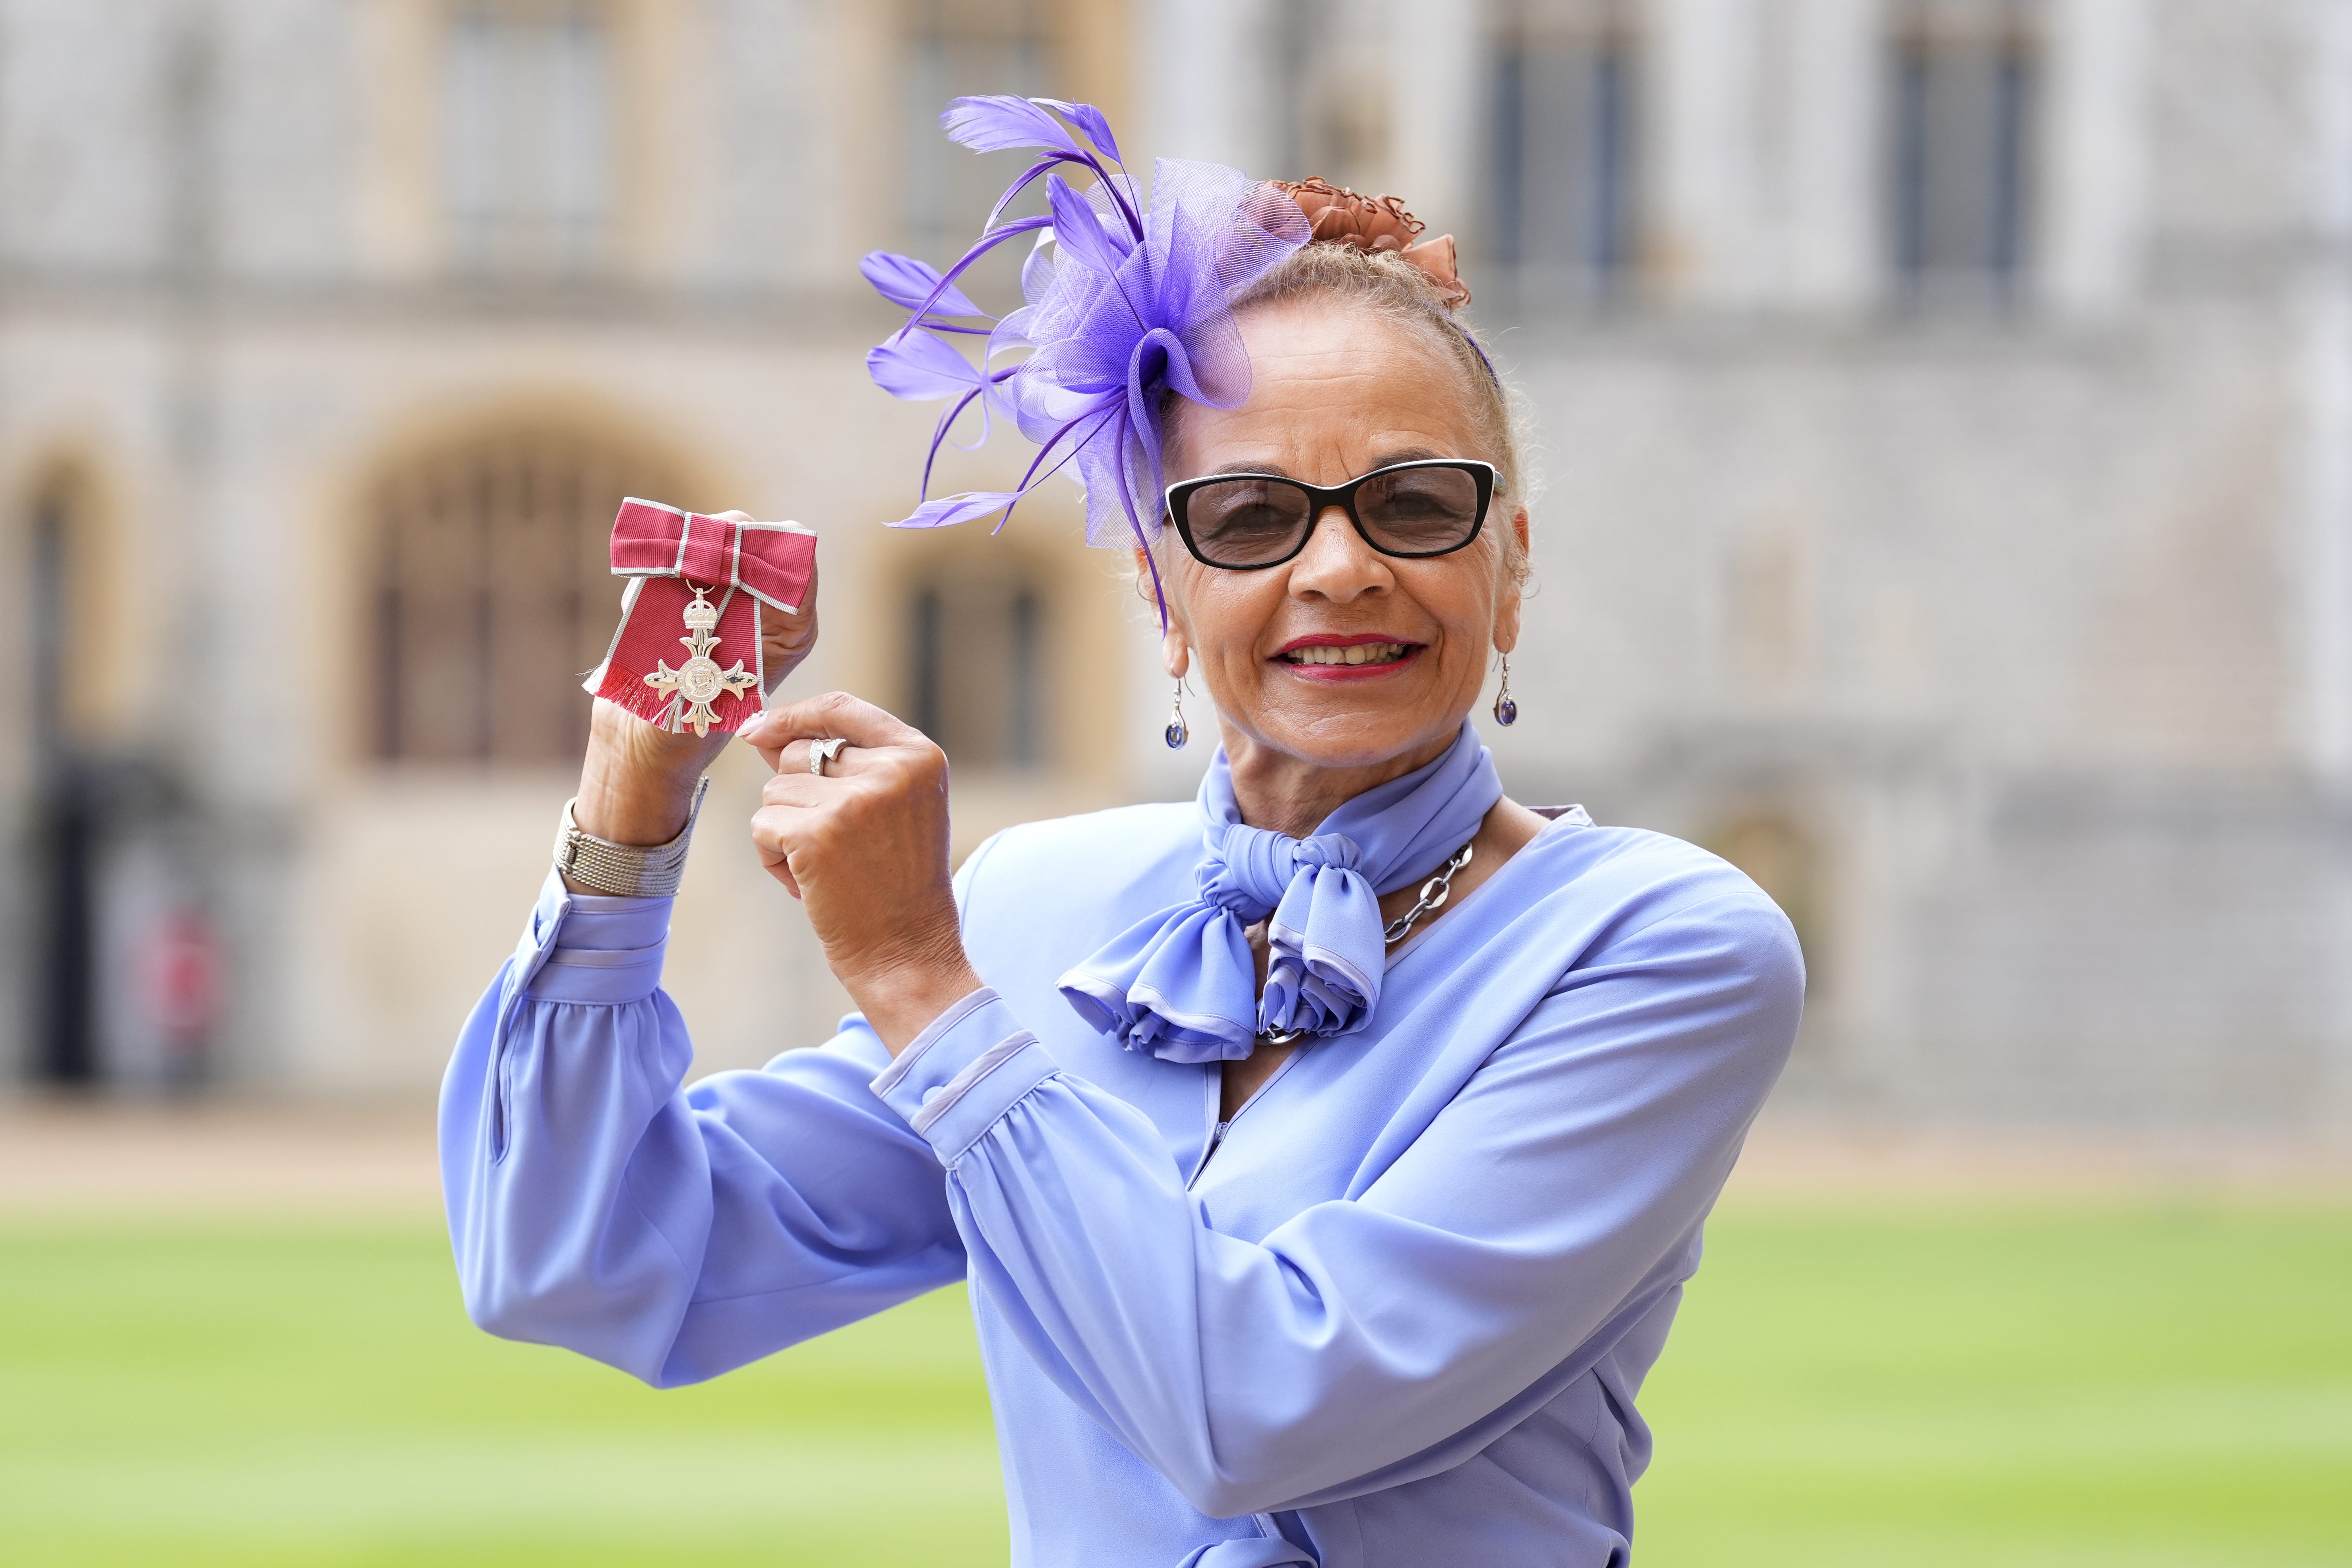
[0, 1096, 2344, 1217]
[0, 1098, 443, 1216]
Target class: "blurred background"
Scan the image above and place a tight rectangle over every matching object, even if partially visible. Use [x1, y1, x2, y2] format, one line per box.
[0, 0, 2346, 1564]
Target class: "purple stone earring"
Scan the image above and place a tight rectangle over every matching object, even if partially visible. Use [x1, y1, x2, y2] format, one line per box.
[1165, 678, 1190, 749]
[1492, 654, 1518, 727]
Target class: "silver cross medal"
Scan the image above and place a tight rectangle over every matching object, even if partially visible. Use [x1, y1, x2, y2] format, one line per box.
[645, 585, 757, 737]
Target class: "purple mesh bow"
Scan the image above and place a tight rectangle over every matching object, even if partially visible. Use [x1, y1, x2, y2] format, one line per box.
[862, 97, 1311, 625]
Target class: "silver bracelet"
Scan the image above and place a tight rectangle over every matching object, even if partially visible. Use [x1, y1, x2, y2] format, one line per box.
[553, 776, 711, 897]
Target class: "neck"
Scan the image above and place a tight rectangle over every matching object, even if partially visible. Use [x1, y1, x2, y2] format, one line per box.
[1220, 723, 1460, 838]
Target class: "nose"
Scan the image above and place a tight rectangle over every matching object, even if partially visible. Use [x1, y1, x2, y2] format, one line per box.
[1286, 503, 1392, 603]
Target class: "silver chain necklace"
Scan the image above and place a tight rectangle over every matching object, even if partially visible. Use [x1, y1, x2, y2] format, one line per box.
[1382, 840, 1475, 945]
[1256, 840, 1477, 1046]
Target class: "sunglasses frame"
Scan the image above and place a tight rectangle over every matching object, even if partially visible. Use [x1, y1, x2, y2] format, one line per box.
[1163, 459, 1498, 571]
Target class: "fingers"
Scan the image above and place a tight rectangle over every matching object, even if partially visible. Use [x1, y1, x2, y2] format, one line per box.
[759, 690, 924, 749]
[739, 691, 931, 771]
[762, 737, 888, 784]
[747, 716, 948, 896]
[759, 562, 819, 694]
[747, 803, 803, 898]
[759, 756, 891, 808]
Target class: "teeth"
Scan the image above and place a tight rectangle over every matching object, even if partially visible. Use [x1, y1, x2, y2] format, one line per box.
[1288, 643, 1408, 666]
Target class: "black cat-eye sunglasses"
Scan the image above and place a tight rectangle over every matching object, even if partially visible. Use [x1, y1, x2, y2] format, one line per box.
[1164, 459, 1497, 570]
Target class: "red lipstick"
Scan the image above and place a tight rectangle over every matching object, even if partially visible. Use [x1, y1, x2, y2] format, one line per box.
[1271, 633, 1424, 683]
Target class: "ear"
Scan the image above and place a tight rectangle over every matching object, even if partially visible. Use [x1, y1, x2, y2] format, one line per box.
[1140, 548, 1192, 677]
[1494, 505, 1529, 655]
[1160, 625, 1191, 681]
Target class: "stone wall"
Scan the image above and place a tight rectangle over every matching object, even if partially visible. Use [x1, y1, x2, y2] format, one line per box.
[0, 0, 2344, 1130]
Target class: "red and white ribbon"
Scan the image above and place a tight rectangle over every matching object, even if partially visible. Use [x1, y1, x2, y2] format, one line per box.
[583, 498, 817, 736]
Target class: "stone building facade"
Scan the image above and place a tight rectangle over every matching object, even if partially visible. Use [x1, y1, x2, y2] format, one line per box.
[2, 0, 2344, 1132]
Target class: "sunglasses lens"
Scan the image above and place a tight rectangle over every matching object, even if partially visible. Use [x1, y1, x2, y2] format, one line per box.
[1356, 465, 1483, 554]
[1183, 479, 1313, 566]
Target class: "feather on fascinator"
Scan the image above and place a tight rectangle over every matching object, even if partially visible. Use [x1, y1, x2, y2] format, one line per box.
[862, 97, 1313, 625]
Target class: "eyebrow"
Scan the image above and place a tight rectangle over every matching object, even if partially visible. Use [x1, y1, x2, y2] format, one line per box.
[1201, 447, 1451, 481]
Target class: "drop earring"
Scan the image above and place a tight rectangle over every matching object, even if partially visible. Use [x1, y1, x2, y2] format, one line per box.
[1492, 654, 1518, 727]
[1164, 678, 1190, 749]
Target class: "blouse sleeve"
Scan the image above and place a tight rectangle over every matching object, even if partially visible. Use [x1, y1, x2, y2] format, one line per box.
[439, 870, 966, 1388]
[867, 889, 1802, 1520]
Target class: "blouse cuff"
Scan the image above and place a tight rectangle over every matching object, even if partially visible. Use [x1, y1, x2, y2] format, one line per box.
[869, 987, 1060, 1163]
[516, 867, 674, 1006]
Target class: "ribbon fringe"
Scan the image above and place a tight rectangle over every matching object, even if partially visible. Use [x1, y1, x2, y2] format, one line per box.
[591, 666, 758, 736]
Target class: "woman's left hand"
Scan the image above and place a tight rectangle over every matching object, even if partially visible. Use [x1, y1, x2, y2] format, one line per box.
[739, 693, 983, 1054]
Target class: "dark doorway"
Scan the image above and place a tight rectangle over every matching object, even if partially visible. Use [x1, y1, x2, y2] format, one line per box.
[29, 492, 98, 1084]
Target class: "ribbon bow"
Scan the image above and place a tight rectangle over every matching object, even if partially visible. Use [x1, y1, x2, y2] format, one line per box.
[584, 499, 817, 737]
[1059, 721, 1502, 1063]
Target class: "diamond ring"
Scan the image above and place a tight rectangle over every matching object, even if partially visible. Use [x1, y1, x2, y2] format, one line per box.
[809, 737, 850, 777]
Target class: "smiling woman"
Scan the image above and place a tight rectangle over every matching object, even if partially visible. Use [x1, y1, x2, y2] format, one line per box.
[440, 97, 1803, 1568]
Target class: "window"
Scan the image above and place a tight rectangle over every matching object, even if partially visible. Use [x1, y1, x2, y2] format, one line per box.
[1887, 0, 2039, 300]
[371, 429, 689, 765]
[904, 0, 1051, 253]
[1490, 0, 1641, 299]
[444, 0, 610, 274]
[905, 570, 1050, 770]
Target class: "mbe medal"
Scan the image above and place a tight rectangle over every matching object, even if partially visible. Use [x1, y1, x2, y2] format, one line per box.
[644, 586, 759, 738]
[585, 499, 817, 738]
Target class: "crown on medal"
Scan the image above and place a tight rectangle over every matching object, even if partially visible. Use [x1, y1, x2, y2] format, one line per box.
[682, 592, 720, 632]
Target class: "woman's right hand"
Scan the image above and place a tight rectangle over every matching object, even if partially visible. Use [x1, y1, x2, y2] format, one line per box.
[739, 694, 980, 1053]
[567, 512, 819, 855]
[570, 699, 730, 850]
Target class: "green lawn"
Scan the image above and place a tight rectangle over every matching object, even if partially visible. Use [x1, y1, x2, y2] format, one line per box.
[1, 1204, 2345, 1566]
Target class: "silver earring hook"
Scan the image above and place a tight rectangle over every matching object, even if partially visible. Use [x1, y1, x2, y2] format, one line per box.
[1492, 652, 1518, 727]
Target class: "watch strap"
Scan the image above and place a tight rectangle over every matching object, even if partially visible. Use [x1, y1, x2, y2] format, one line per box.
[553, 776, 711, 897]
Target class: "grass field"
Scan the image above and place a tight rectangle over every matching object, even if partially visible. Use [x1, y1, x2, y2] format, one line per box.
[2, 1204, 2346, 1566]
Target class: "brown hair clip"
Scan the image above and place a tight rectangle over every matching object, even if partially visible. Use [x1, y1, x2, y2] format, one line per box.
[1272, 176, 1471, 308]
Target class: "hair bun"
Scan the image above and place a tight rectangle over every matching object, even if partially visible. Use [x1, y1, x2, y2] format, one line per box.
[1272, 177, 1472, 308]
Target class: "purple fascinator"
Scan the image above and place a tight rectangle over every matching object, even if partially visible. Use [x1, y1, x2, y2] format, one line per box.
[862, 97, 1312, 623]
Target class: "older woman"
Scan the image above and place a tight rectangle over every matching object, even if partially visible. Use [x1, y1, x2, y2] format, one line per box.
[442, 101, 1800, 1568]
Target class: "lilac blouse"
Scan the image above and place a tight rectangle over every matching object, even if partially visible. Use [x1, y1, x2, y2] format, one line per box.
[440, 802, 1802, 1567]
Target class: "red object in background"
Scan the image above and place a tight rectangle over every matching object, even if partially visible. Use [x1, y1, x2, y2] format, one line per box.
[141, 907, 222, 1053]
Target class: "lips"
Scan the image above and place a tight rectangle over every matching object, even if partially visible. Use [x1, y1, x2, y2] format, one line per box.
[1272, 635, 1424, 679]
[1284, 641, 1411, 667]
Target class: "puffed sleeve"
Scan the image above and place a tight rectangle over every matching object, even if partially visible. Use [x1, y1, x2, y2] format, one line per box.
[866, 890, 1802, 1519]
[439, 869, 966, 1388]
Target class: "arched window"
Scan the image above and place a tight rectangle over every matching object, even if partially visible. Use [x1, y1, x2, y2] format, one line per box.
[370, 427, 691, 765]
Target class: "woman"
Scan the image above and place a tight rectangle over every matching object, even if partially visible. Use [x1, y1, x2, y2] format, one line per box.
[443, 100, 1800, 1568]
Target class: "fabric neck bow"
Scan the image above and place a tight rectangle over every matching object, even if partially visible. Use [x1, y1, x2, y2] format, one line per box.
[1059, 719, 1503, 1063]
[585, 499, 816, 738]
